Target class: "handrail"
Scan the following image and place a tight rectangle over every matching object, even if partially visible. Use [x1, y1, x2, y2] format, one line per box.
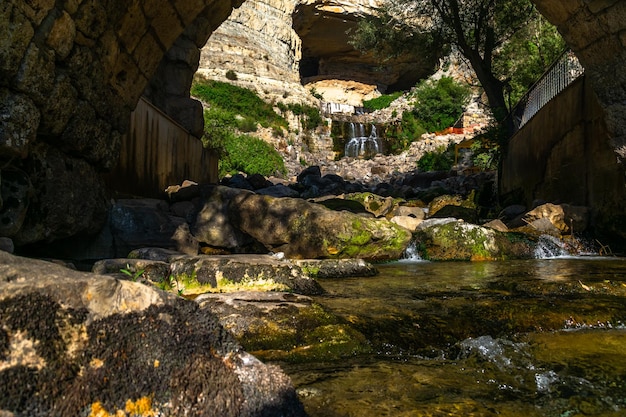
[509, 50, 584, 133]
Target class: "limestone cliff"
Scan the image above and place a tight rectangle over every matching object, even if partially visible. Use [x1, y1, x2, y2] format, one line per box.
[198, 0, 439, 106]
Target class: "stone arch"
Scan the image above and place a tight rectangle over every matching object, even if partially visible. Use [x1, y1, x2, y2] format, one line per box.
[532, 0, 626, 161]
[0, 0, 242, 244]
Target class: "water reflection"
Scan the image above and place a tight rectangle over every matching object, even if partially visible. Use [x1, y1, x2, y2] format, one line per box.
[279, 258, 626, 417]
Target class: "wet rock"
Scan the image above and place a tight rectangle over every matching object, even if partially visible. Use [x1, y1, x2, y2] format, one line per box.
[293, 258, 378, 278]
[196, 291, 371, 363]
[0, 251, 305, 417]
[127, 247, 188, 262]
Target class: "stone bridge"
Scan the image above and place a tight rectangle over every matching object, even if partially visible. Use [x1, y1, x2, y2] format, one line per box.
[0, 0, 625, 246]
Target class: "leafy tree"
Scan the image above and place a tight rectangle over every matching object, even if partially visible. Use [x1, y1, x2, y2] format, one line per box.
[352, 0, 558, 131]
[493, 14, 566, 105]
[412, 76, 470, 132]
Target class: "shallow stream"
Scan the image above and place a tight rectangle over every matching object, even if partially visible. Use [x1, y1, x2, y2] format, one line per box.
[278, 257, 626, 416]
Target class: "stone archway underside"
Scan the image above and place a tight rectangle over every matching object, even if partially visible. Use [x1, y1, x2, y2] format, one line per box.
[0, 0, 625, 246]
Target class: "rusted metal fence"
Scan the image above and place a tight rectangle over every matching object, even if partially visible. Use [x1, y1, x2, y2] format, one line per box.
[511, 50, 584, 132]
[105, 97, 218, 198]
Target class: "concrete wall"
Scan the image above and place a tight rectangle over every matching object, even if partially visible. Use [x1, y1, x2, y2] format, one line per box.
[500, 76, 626, 241]
[105, 97, 218, 198]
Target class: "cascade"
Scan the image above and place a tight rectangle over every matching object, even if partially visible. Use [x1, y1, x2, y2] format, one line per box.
[533, 235, 570, 259]
[344, 123, 382, 158]
[400, 241, 424, 262]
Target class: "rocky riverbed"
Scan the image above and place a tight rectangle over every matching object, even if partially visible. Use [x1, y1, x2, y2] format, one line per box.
[0, 163, 601, 417]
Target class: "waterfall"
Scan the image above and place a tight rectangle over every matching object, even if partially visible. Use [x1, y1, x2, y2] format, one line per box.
[345, 123, 382, 158]
[400, 241, 425, 262]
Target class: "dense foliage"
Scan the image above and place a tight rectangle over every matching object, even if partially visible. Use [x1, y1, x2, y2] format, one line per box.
[363, 92, 403, 111]
[192, 78, 288, 178]
[412, 77, 470, 133]
[351, 0, 564, 130]
[383, 110, 427, 154]
[417, 143, 455, 172]
[219, 133, 287, 178]
[493, 16, 566, 105]
[191, 78, 288, 131]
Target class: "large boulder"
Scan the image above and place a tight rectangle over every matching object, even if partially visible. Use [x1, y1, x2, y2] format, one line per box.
[226, 188, 412, 261]
[0, 251, 305, 417]
[414, 219, 536, 261]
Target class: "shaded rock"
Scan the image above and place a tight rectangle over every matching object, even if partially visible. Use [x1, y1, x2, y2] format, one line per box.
[92, 258, 171, 284]
[498, 204, 527, 222]
[247, 173, 272, 190]
[429, 204, 479, 224]
[128, 247, 188, 262]
[414, 219, 535, 261]
[311, 196, 368, 214]
[172, 222, 200, 255]
[293, 258, 378, 278]
[0, 89, 39, 157]
[0, 251, 305, 417]
[0, 237, 14, 253]
[13, 143, 108, 246]
[229, 190, 412, 261]
[428, 193, 476, 218]
[196, 291, 371, 363]
[297, 165, 321, 183]
[0, 168, 32, 237]
[192, 186, 258, 250]
[255, 183, 301, 198]
[109, 198, 184, 256]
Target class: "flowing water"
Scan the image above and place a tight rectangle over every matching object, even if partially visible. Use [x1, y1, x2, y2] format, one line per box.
[278, 257, 626, 416]
[344, 123, 382, 158]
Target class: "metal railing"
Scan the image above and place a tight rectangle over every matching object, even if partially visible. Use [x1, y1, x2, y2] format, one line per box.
[510, 50, 584, 132]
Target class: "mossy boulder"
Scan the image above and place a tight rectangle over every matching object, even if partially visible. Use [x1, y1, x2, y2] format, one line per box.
[414, 219, 536, 261]
[196, 292, 371, 363]
[228, 189, 412, 261]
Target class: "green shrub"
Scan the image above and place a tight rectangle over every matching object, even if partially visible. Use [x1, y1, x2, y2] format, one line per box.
[417, 144, 455, 172]
[287, 103, 323, 131]
[384, 110, 427, 154]
[412, 77, 471, 133]
[236, 117, 258, 133]
[191, 78, 288, 130]
[219, 132, 287, 178]
[363, 91, 402, 111]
